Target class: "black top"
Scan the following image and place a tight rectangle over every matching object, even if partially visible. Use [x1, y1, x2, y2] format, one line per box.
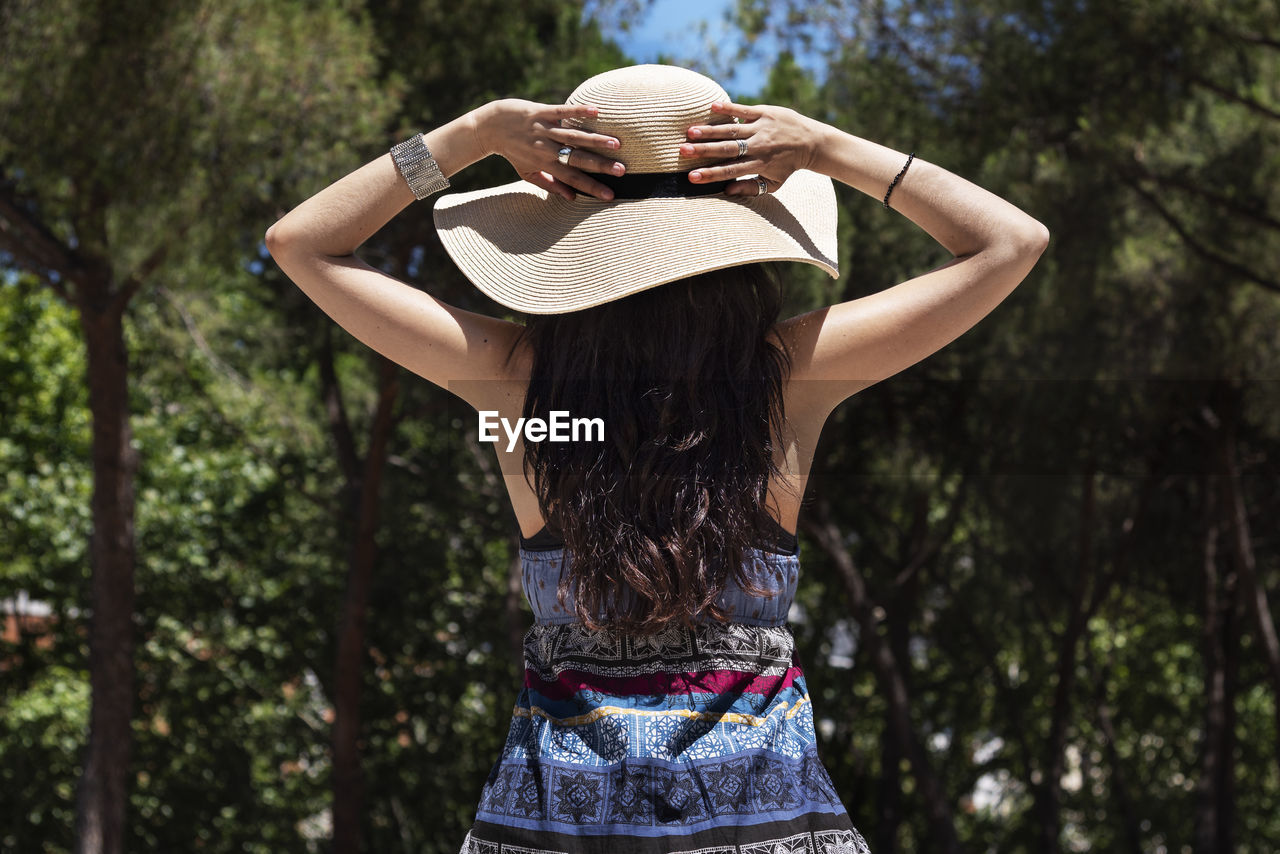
[519, 516, 799, 556]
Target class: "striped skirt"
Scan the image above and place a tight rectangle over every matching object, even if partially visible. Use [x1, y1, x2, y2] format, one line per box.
[460, 619, 871, 854]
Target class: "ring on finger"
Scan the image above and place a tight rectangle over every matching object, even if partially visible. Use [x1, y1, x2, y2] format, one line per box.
[756, 177, 768, 196]
[736, 139, 749, 158]
[557, 146, 573, 165]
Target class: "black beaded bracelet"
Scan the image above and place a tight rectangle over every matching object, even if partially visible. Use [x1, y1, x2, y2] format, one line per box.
[882, 152, 915, 209]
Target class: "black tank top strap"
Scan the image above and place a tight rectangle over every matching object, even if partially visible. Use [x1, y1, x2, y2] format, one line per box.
[519, 516, 798, 555]
[519, 525, 568, 552]
[766, 518, 799, 555]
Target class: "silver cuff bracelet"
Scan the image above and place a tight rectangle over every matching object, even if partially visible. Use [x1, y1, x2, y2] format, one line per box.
[390, 133, 449, 200]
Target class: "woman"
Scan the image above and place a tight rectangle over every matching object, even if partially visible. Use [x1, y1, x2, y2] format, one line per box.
[267, 64, 1047, 854]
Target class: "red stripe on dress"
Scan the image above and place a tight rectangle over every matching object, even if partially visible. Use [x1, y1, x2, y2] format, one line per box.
[525, 666, 803, 701]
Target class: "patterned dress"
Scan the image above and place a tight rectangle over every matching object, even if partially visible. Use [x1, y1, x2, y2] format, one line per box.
[460, 528, 871, 854]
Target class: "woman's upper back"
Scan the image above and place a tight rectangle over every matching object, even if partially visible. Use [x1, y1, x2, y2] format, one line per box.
[519, 516, 801, 628]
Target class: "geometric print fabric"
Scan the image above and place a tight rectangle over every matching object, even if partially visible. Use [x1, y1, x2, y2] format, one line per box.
[461, 827, 873, 854]
[459, 547, 873, 853]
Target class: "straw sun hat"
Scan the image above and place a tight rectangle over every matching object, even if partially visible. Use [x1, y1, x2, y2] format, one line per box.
[432, 64, 839, 315]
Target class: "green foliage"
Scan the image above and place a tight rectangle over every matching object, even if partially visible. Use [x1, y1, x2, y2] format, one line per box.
[123, 286, 342, 851]
[0, 666, 89, 852]
[0, 277, 91, 594]
[3, 1, 1279, 852]
[763, 1, 1280, 851]
[0, 0, 396, 279]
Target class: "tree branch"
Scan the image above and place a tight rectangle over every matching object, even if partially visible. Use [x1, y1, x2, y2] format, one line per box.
[0, 183, 79, 302]
[317, 324, 362, 490]
[110, 233, 182, 316]
[1206, 23, 1280, 50]
[156, 286, 252, 393]
[1121, 176, 1280, 294]
[1185, 71, 1280, 122]
[1129, 161, 1280, 234]
[891, 475, 966, 590]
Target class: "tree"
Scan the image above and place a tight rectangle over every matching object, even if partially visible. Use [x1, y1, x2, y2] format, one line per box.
[722, 1, 1280, 851]
[0, 2, 392, 850]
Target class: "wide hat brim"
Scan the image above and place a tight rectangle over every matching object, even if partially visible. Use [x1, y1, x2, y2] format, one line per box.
[433, 169, 839, 315]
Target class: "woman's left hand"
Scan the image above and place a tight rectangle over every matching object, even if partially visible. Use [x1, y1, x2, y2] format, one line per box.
[475, 99, 626, 201]
[678, 100, 825, 196]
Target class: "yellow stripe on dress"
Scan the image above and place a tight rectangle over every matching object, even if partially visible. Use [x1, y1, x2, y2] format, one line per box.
[512, 693, 811, 728]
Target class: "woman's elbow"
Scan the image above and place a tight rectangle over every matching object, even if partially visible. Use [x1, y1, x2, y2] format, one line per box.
[264, 221, 289, 257]
[983, 219, 1049, 270]
[1021, 219, 1051, 255]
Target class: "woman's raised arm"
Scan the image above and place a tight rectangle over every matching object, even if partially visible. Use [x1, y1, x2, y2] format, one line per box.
[264, 101, 625, 403]
[681, 102, 1050, 420]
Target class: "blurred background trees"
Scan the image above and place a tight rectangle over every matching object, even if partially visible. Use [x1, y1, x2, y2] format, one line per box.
[1, 0, 1276, 852]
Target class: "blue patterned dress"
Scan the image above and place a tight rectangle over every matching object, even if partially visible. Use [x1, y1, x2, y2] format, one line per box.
[459, 526, 871, 854]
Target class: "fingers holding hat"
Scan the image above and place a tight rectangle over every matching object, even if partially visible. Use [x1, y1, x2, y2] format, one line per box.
[679, 138, 755, 161]
[518, 143, 622, 201]
[546, 162, 622, 201]
[724, 175, 780, 197]
[483, 99, 624, 200]
[520, 163, 618, 202]
[709, 100, 766, 121]
[686, 158, 769, 185]
[684, 100, 819, 191]
[521, 170, 575, 201]
[548, 122, 621, 152]
[684, 152, 785, 198]
[681, 102, 763, 164]
[537, 133, 622, 176]
[685, 121, 760, 142]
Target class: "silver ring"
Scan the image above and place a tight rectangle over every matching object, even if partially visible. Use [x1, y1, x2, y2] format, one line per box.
[736, 139, 749, 158]
[756, 176, 768, 196]
[557, 146, 573, 166]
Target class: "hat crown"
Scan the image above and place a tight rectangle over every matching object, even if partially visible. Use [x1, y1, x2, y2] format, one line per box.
[564, 64, 736, 174]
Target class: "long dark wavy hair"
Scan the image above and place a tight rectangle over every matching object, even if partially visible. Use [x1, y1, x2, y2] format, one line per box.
[516, 262, 793, 634]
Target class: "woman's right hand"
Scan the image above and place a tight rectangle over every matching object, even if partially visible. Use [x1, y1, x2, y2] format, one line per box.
[678, 101, 829, 196]
[474, 99, 627, 202]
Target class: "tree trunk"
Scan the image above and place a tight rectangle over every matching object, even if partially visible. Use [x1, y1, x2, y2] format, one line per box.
[877, 532, 919, 854]
[1216, 580, 1240, 854]
[876, 721, 903, 854]
[1089, 648, 1144, 854]
[804, 503, 963, 854]
[1193, 464, 1240, 854]
[331, 357, 401, 854]
[1034, 468, 1096, 853]
[73, 286, 139, 854]
[1217, 395, 1280, 776]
